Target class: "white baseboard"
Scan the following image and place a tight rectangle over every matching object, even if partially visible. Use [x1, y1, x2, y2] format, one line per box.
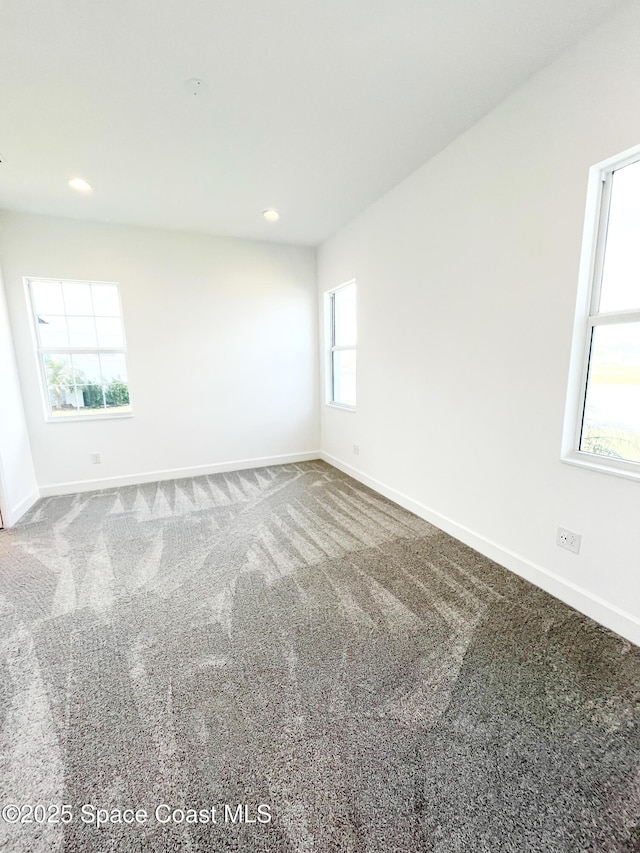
[322, 452, 640, 647]
[2, 488, 40, 527]
[38, 451, 322, 497]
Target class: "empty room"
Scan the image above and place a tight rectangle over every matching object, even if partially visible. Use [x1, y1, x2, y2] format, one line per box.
[1, 1, 639, 851]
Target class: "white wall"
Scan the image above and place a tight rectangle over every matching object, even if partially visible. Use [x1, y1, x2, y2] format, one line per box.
[0, 267, 38, 525]
[318, 3, 640, 645]
[0, 212, 319, 494]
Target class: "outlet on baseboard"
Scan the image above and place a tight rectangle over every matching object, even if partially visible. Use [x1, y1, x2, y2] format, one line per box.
[557, 527, 581, 554]
[90, 453, 102, 465]
[353, 444, 359, 455]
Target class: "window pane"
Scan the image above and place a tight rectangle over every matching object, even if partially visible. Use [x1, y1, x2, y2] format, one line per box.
[105, 381, 130, 409]
[332, 349, 356, 407]
[48, 388, 84, 416]
[31, 279, 130, 419]
[43, 354, 73, 413]
[32, 280, 64, 315]
[580, 322, 640, 463]
[334, 284, 356, 347]
[43, 355, 87, 415]
[38, 315, 69, 348]
[96, 317, 124, 348]
[71, 353, 102, 384]
[92, 284, 120, 316]
[67, 316, 97, 348]
[43, 353, 71, 385]
[63, 281, 93, 316]
[100, 353, 128, 383]
[599, 159, 640, 313]
[78, 384, 106, 410]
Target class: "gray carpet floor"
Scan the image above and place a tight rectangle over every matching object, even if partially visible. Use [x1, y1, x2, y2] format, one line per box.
[0, 460, 638, 852]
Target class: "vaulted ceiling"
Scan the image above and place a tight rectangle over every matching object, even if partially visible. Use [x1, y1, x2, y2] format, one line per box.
[0, 0, 629, 245]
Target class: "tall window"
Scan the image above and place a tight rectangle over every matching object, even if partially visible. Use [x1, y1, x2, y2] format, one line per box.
[27, 278, 131, 420]
[564, 146, 640, 477]
[328, 280, 356, 408]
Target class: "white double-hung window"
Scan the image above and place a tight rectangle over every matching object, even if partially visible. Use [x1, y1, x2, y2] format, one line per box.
[563, 146, 640, 478]
[27, 277, 132, 420]
[327, 280, 356, 409]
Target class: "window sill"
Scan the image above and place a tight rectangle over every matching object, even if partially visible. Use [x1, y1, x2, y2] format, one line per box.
[561, 450, 640, 483]
[45, 412, 134, 424]
[326, 402, 356, 413]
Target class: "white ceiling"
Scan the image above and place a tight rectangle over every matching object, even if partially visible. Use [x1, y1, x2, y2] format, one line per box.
[0, 0, 629, 246]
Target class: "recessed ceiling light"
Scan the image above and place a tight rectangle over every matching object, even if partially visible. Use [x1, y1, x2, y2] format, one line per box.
[263, 209, 280, 222]
[68, 177, 92, 193]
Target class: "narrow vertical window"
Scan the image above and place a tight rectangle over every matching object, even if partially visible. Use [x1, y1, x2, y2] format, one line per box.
[27, 278, 132, 420]
[328, 281, 356, 408]
[564, 147, 640, 477]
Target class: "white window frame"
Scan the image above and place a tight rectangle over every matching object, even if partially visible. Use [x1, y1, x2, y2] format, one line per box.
[562, 144, 640, 480]
[325, 279, 356, 411]
[25, 276, 133, 423]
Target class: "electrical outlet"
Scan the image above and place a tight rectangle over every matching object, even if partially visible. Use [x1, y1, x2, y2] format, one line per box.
[90, 453, 101, 465]
[353, 444, 359, 455]
[557, 527, 581, 554]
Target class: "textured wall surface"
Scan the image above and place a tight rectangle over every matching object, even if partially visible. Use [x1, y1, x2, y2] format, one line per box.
[0, 210, 319, 492]
[318, 3, 640, 641]
[0, 270, 37, 524]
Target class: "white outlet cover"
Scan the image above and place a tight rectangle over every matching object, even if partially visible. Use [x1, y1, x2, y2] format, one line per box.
[557, 527, 580, 554]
